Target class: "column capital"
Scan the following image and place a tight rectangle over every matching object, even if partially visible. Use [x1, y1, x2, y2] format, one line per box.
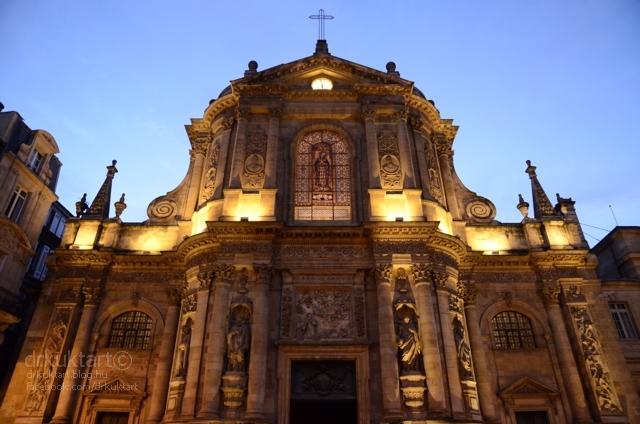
[374, 263, 392, 285]
[433, 271, 449, 290]
[268, 107, 282, 118]
[362, 107, 376, 121]
[166, 287, 185, 306]
[214, 264, 236, 285]
[197, 271, 214, 290]
[541, 286, 561, 307]
[254, 264, 273, 286]
[236, 107, 251, 120]
[393, 107, 409, 122]
[221, 116, 235, 131]
[459, 285, 478, 305]
[409, 114, 423, 131]
[82, 287, 102, 306]
[410, 263, 432, 285]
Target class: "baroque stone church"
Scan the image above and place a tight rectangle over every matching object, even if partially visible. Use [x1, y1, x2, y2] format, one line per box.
[1, 40, 639, 424]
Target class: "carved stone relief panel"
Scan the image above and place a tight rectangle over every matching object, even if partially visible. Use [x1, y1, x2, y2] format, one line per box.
[295, 289, 352, 340]
[200, 139, 222, 203]
[570, 306, 621, 412]
[424, 139, 444, 205]
[281, 286, 294, 338]
[377, 130, 402, 189]
[242, 131, 267, 188]
[24, 306, 74, 414]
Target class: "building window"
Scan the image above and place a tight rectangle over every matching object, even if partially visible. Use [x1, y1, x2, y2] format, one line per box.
[4, 187, 28, 222]
[26, 150, 44, 172]
[46, 210, 66, 238]
[492, 311, 536, 349]
[107, 311, 153, 349]
[27, 244, 51, 280]
[294, 130, 351, 220]
[609, 303, 638, 340]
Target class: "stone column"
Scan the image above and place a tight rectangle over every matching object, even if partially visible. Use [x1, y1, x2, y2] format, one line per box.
[460, 285, 498, 421]
[184, 139, 207, 219]
[394, 108, 416, 188]
[198, 264, 235, 419]
[244, 265, 272, 420]
[50, 287, 101, 424]
[410, 264, 448, 416]
[146, 289, 182, 424]
[541, 287, 593, 423]
[180, 273, 212, 419]
[229, 108, 250, 189]
[374, 264, 403, 420]
[363, 107, 381, 188]
[264, 108, 281, 188]
[434, 272, 466, 416]
[434, 136, 461, 219]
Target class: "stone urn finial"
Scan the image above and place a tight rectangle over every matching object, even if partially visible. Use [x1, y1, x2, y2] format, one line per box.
[517, 193, 529, 218]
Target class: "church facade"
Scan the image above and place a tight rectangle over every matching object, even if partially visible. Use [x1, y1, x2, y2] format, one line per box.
[1, 41, 639, 424]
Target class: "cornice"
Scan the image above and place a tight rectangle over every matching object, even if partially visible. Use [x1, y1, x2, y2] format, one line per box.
[200, 96, 240, 128]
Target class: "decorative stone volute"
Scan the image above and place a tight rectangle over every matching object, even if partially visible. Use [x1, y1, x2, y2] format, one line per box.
[82, 287, 102, 306]
[374, 263, 392, 284]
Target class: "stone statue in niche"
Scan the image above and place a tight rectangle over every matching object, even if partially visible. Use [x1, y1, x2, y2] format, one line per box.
[396, 306, 421, 373]
[226, 318, 250, 373]
[453, 317, 473, 380]
[313, 144, 332, 191]
[175, 323, 191, 377]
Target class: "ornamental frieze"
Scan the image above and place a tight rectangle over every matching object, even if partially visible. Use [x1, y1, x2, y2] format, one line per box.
[108, 271, 184, 284]
[473, 272, 537, 284]
[186, 250, 217, 269]
[275, 245, 370, 259]
[219, 241, 273, 255]
[373, 240, 429, 255]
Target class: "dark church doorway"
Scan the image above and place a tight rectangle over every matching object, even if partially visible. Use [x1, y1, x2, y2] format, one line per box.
[290, 361, 358, 424]
[96, 411, 129, 424]
[515, 411, 549, 424]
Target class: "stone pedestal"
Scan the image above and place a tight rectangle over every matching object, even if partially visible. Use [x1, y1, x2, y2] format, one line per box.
[399, 373, 427, 408]
[221, 372, 247, 408]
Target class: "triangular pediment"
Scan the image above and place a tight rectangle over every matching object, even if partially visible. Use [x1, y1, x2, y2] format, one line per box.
[231, 53, 415, 94]
[85, 377, 145, 396]
[500, 376, 559, 397]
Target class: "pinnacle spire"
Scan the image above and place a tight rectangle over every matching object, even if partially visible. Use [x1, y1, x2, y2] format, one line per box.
[83, 160, 118, 220]
[525, 160, 556, 218]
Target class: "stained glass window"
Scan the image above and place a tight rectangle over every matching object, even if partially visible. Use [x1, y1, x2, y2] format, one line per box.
[491, 311, 536, 349]
[108, 311, 153, 349]
[294, 131, 350, 220]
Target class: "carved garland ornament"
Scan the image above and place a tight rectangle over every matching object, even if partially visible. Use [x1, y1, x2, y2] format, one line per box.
[377, 130, 402, 189]
[242, 131, 267, 188]
[353, 287, 366, 338]
[200, 139, 222, 203]
[280, 287, 294, 338]
[24, 307, 73, 413]
[571, 306, 621, 412]
[424, 140, 444, 204]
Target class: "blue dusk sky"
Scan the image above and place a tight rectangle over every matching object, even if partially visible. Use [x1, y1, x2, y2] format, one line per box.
[2, 0, 639, 246]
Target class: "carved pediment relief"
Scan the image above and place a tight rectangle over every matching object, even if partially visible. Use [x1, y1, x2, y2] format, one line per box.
[500, 376, 559, 398]
[85, 377, 146, 398]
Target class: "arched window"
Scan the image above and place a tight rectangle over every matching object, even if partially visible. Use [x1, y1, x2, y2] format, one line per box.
[491, 311, 535, 349]
[294, 130, 351, 220]
[107, 311, 153, 349]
